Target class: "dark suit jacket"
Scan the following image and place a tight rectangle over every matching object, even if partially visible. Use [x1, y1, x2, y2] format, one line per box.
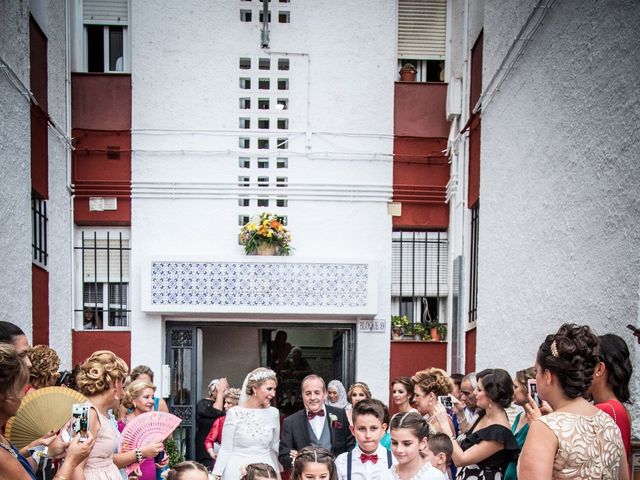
[279, 405, 354, 470]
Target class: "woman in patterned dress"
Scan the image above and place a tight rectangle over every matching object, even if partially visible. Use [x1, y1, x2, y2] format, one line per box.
[518, 323, 629, 480]
[211, 367, 281, 480]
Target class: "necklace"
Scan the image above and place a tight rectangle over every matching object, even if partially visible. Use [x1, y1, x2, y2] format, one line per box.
[0, 440, 18, 459]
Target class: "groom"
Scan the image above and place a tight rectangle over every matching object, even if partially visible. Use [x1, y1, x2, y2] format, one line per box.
[279, 374, 354, 470]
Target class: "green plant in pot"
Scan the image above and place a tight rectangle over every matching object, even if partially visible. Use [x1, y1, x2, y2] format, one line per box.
[412, 322, 429, 341]
[399, 62, 417, 81]
[428, 321, 441, 341]
[437, 323, 448, 341]
[391, 315, 410, 339]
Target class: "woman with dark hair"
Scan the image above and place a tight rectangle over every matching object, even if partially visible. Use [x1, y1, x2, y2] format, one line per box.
[503, 368, 536, 480]
[589, 333, 633, 461]
[518, 324, 628, 480]
[433, 368, 519, 480]
[0, 321, 32, 368]
[391, 377, 417, 414]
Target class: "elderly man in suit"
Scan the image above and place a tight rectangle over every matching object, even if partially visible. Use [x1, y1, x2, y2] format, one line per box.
[279, 374, 354, 470]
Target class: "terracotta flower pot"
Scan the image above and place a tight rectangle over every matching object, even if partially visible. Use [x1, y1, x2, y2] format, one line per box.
[430, 327, 440, 342]
[399, 68, 417, 82]
[256, 243, 277, 256]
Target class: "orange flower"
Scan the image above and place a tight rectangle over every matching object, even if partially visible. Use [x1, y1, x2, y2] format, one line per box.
[270, 220, 281, 229]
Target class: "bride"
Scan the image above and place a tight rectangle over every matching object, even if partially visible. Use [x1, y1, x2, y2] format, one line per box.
[211, 367, 281, 480]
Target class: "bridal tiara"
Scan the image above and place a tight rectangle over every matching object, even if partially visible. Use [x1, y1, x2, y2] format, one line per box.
[249, 369, 277, 382]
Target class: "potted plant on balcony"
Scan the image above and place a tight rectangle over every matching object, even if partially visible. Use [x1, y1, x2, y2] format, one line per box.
[437, 323, 448, 342]
[412, 323, 429, 341]
[391, 315, 410, 340]
[239, 212, 292, 256]
[428, 321, 441, 342]
[399, 63, 417, 82]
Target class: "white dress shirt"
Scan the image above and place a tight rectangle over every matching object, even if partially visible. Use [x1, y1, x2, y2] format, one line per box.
[336, 444, 395, 480]
[308, 409, 327, 440]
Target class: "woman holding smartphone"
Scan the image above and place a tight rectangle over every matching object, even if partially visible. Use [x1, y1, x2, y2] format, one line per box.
[503, 368, 535, 480]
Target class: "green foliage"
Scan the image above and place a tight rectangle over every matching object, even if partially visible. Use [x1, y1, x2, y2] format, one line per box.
[164, 436, 183, 467]
[391, 315, 410, 328]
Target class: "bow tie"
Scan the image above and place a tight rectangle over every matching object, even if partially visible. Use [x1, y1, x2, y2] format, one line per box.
[360, 453, 378, 464]
[307, 410, 325, 420]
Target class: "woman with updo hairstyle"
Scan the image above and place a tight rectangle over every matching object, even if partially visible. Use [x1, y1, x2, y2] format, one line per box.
[589, 333, 633, 461]
[504, 368, 536, 480]
[345, 381, 372, 425]
[518, 324, 628, 480]
[75, 350, 165, 480]
[26, 344, 60, 392]
[212, 367, 281, 479]
[432, 368, 518, 480]
[164, 460, 209, 480]
[0, 344, 94, 480]
[391, 376, 417, 414]
[410, 368, 455, 434]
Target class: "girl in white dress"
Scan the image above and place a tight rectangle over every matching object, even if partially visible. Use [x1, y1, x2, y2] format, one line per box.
[212, 368, 281, 480]
[389, 412, 445, 480]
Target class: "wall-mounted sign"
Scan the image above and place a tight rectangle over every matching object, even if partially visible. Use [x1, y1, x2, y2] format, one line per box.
[358, 318, 386, 333]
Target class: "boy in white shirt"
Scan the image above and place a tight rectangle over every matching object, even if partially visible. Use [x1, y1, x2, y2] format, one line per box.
[336, 399, 395, 480]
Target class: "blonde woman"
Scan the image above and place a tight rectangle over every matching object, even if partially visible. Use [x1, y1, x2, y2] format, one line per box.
[205, 388, 242, 463]
[118, 380, 169, 479]
[26, 344, 60, 392]
[410, 368, 455, 433]
[74, 350, 164, 480]
[212, 367, 280, 480]
[345, 381, 371, 424]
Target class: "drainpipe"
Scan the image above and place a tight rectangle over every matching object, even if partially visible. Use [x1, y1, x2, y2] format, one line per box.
[66, 0, 77, 342]
[261, 0, 269, 48]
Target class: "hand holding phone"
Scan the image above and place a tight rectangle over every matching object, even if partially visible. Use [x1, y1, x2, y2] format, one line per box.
[438, 395, 453, 409]
[70, 403, 90, 442]
[527, 379, 542, 407]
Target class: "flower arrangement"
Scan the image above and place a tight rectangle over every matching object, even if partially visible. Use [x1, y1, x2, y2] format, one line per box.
[239, 212, 292, 255]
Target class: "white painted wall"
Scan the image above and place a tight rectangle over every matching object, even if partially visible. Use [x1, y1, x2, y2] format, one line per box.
[478, 0, 640, 434]
[129, 1, 396, 401]
[0, 1, 33, 339]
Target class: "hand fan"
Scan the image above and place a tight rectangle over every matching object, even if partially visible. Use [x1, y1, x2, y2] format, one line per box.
[5, 386, 87, 449]
[118, 411, 182, 473]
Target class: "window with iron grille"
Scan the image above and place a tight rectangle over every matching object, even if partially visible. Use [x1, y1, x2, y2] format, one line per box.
[75, 230, 130, 330]
[32, 195, 48, 268]
[469, 204, 479, 324]
[392, 231, 448, 324]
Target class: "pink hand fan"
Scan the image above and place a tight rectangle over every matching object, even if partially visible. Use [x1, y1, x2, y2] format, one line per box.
[118, 411, 181, 474]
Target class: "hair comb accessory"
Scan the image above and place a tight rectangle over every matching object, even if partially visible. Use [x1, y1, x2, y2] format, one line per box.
[550, 339, 559, 358]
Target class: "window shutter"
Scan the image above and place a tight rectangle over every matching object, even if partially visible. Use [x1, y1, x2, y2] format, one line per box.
[392, 232, 448, 296]
[398, 0, 447, 59]
[82, 239, 130, 282]
[83, 0, 128, 23]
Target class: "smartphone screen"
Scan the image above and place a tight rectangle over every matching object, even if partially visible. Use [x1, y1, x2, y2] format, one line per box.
[527, 379, 541, 407]
[438, 395, 453, 409]
[70, 403, 90, 441]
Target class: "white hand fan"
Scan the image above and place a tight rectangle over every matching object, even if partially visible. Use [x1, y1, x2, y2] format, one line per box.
[118, 411, 181, 474]
[5, 387, 88, 449]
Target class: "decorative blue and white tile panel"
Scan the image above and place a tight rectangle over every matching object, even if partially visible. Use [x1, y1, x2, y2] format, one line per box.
[142, 258, 378, 316]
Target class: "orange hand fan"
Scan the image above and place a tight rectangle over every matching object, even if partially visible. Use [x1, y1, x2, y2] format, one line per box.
[118, 411, 182, 473]
[5, 386, 87, 449]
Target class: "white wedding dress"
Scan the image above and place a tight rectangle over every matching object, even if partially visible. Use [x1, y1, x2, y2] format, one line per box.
[212, 405, 281, 480]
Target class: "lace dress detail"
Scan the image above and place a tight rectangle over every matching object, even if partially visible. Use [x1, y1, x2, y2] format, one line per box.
[390, 462, 446, 480]
[537, 410, 623, 479]
[212, 406, 281, 480]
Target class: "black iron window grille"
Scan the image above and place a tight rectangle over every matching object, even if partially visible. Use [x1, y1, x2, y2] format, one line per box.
[32, 195, 48, 268]
[75, 230, 130, 330]
[469, 204, 479, 324]
[392, 231, 448, 323]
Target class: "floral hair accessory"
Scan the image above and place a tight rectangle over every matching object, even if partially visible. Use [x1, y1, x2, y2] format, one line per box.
[550, 339, 559, 358]
[250, 369, 277, 382]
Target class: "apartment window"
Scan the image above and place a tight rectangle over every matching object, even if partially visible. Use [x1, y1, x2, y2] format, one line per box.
[277, 118, 289, 130]
[258, 78, 270, 90]
[396, 59, 445, 83]
[276, 98, 288, 110]
[279, 0, 290, 3]
[239, 117, 251, 129]
[258, 176, 269, 187]
[276, 157, 288, 168]
[238, 176, 250, 187]
[239, 157, 251, 168]
[258, 138, 269, 149]
[32, 195, 48, 268]
[240, 97, 251, 109]
[276, 176, 287, 187]
[86, 25, 126, 72]
[239, 137, 250, 149]
[239, 57, 251, 69]
[75, 230, 130, 329]
[278, 58, 290, 70]
[277, 78, 289, 90]
[469, 204, 479, 324]
[240, 9, 252, 22]
[259, 58, 271, 70]
[392, 231, 448, 323]
[277, 138, 288, 149]
[257, 198, 269, 207]
[258, 118, 270, 129]
[239, 215, 250, 226]
[258, 158, 269, 168]
[278, 11, 290, 23]
[276, 198, 288, 207]
[258, 98, 270, 109]
[240, 77, 251, 89]
[259, 11, 272, 23]
[238, 197, 250, 207]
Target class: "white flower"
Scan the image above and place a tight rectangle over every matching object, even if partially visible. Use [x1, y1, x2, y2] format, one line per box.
[329, 413, 338, 423]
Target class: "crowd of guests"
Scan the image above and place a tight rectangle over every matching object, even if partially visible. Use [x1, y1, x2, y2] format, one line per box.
[0, 319, 634, 480]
